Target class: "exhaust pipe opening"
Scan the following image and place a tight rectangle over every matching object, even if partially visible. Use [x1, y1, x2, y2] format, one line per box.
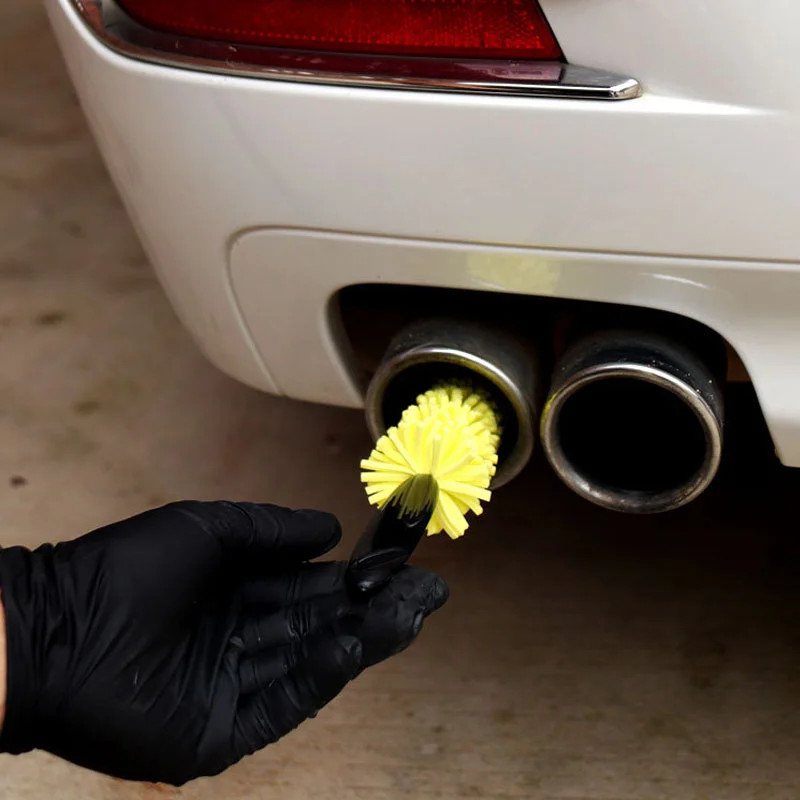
[541, 332, 724, 513]
[365, 319, 537, 488]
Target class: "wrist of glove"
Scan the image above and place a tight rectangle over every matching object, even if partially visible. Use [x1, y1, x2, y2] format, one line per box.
[0, 501, 448, 785]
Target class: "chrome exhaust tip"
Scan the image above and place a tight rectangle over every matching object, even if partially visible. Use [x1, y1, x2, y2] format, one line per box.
[365, 319, 537, 488]
[540, 331, 724, 513]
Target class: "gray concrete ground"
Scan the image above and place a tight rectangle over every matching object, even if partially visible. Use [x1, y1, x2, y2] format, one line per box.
[3, 3, 800, 798]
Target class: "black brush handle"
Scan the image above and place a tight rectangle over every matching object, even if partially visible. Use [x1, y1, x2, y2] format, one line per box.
[346, 503, 431, 598]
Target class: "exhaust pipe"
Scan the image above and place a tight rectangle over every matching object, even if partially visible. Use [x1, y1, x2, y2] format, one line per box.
[540, 331, 724, 513]
[365, 319, 537, 488]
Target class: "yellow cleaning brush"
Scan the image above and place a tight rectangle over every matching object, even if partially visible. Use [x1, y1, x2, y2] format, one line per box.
[360, 384, 501, 540]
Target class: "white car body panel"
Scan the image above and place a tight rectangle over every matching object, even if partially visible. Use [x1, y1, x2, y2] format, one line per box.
[47, 0, 800, 464]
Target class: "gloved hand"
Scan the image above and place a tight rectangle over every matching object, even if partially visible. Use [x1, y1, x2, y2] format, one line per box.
[0, 501, 448, 785]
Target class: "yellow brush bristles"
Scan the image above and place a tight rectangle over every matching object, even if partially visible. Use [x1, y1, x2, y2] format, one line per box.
[361, 385, 501, 539]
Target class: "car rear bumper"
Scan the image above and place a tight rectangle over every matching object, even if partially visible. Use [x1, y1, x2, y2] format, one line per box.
[48, 0, 800, 465]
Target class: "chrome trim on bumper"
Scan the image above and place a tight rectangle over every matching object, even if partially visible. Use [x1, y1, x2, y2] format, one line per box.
[73, 0, 642, 100]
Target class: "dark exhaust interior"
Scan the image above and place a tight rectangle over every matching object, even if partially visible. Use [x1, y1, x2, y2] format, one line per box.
[557, 377, 708, 493]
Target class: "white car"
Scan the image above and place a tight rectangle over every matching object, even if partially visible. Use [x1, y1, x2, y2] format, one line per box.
[49, 0, 800, 513]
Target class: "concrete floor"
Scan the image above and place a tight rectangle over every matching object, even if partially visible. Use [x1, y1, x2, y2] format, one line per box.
[4, 4, 800, 799]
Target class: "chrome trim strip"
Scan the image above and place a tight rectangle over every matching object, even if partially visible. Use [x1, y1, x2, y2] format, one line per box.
[73, 0, 642, 100]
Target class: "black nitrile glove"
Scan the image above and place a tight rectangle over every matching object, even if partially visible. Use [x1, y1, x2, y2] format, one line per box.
[0, 501, 448, 785]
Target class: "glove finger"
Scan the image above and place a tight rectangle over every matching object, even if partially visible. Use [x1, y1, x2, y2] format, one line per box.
[234, 634, 362, 755]
[239, 643, 305, 695]
[182, 502, 342, 562]
[237, 591, 351, 654]
[241, 561, 347, 608]
[346, 566, 449, 670]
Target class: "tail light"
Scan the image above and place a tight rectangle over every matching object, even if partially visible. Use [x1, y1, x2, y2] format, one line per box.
[79, 0, 641, 99]
[116, 0, 563, 60]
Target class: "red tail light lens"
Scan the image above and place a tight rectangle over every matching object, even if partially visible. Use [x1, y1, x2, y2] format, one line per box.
[117, 0, 562, 60]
